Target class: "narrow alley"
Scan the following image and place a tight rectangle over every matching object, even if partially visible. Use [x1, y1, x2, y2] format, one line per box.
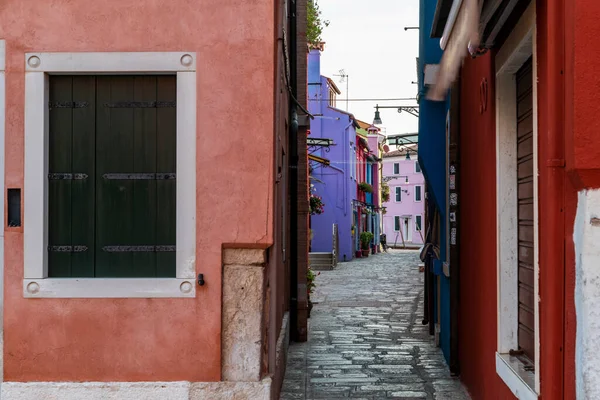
[280, 250, 470, 399]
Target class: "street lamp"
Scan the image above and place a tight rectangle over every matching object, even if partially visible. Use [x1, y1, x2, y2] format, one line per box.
[373, 107, 382, 125]
[373, 104, 419, 125]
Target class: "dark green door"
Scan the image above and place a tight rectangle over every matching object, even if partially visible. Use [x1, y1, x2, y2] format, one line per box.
[48, 75, 176, 278]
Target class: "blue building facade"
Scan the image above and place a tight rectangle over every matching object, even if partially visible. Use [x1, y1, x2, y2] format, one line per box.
[418, 0, 453, 367]
[308, 48, 359, 262]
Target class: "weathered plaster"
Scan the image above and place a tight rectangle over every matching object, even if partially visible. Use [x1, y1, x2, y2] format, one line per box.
[1, 379, 272, 400]
[223, 248, 266, 266]
[222, 249, 266, 382]
[575, 189, 600, 398]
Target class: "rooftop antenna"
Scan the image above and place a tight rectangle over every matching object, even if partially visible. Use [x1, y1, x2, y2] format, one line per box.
[333, 69, 349, 111]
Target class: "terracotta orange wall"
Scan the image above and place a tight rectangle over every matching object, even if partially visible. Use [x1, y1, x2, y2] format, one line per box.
[1, 0, 275, 382]
[458, 52, 515, 400]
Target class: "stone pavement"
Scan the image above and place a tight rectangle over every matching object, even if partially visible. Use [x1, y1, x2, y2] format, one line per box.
[280, 250, 471, 400]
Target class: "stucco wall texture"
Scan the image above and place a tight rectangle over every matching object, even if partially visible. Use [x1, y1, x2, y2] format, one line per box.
[458, 53, 515, 400]
[574, 189, 600, 399]
[0, 0, 275, 382]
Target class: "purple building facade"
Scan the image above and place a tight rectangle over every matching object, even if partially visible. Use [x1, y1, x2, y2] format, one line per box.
[308, 48, 358, 262]
[382, 148, 426, 247]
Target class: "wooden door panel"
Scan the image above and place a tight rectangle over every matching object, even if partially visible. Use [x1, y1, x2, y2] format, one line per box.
[48, 76, 74, 277]
[70, 76, 97, 277]
[155, 76, 177, 277]
[95, 76, 138, 277]
[130, 76, 159, 277]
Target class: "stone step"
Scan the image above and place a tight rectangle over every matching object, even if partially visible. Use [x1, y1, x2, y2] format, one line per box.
[310, 264, 334, 271]
[309, 253, 333, 258]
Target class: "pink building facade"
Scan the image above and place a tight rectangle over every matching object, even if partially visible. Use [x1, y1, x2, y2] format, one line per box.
[382, 149, 425, 247]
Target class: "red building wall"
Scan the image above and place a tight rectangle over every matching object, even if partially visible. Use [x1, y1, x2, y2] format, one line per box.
[458, 52, 515, 399]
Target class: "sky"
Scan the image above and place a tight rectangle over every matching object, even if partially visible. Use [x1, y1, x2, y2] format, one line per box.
[317, 0, 420, 136]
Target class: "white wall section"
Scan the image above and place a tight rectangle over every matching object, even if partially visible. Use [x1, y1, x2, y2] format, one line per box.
[575, 189, 600, 399]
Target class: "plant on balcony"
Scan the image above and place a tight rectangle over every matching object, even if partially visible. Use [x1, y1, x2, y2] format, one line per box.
[358, 182, 373, 193]
[381, 182, 390, 202]
[310, 194, 325, 215]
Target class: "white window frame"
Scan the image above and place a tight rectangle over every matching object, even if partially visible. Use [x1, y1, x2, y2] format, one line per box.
[394, 186, 402, 202]
[495, 3, 539, 399]
[415, 160, 421, 173]
[394, 216, 401, 232]
[393, 162, 400, 175]
[23, 51, 197, 298]
[414, 185, 422, 202]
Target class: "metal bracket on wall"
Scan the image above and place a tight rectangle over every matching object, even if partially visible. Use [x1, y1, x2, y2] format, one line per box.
[48, 245, 88, 252]
[103, 101, 176, 108]
[48, 173, 88, 180]
[48, 101, 89, 109]
[102, 245, 176, 252]
[102, 173, 176, 180]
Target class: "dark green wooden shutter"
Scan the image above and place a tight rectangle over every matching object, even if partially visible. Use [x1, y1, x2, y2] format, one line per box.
[48, 76, 96, 277]
[48, 75, 176, 278]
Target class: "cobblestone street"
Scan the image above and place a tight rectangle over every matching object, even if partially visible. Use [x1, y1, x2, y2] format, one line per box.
[280, 250, 470, 399]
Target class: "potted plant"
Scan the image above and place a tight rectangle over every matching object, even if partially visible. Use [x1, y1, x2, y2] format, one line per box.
[358, 182, 373, 193]
[360, 231, 374, 257]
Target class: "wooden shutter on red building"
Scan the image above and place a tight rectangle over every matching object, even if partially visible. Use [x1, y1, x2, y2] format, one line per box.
[516, 58, 535, 362]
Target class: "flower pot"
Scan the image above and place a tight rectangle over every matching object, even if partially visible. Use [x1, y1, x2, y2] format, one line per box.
[361, 249, 370, 257]
[356, 250, 362, 258]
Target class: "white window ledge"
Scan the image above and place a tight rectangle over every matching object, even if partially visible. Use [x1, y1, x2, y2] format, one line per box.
[23, 278, 196, 298]
[496, 353, 537, 400]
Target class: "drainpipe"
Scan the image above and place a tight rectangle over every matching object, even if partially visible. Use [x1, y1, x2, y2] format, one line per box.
[288, 0, 301, 341]
[540, 0, 565, 395]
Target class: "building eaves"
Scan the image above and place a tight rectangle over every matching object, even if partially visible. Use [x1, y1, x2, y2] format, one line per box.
[325, 77, 342, 94]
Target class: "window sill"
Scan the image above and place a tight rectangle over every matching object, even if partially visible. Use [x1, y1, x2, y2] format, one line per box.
[495, 353, 537, 400]
[23, 278, 196, 298]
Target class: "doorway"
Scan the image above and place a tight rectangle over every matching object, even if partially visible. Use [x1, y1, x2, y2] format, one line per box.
[402, 216, 412, 243]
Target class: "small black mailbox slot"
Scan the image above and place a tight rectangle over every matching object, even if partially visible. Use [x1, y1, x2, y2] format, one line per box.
[7, 189, 21, 227]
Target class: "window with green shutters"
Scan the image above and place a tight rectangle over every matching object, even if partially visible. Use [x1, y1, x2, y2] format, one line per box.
[394, 216, 400, 231]
[415, 185, 422, 202]
[48, 75, 176, 278]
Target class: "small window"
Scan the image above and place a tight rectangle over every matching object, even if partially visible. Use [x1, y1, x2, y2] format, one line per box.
[393, 163, 400, 175]
[415, 186, 422, 202]
[395, 187, 402, 202]
[415, 161, 421, 173]
[416, 215, 422, 231]
[394, 216, 400, 231]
